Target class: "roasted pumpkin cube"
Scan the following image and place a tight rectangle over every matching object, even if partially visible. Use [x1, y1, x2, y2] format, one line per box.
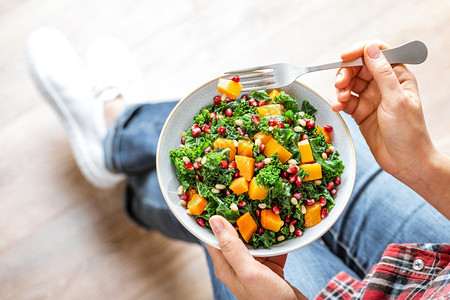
[316, 125, 331, 144]
[248, 177, 269, 200]
[237, 140, 253, 157]
[300, 163, 322, 181]
[229, 177, 249, 195]
[298, 139, 314, 164]
[257, 104, 283, 117]
[187, 194, 207, 215]
[263, 138, 292, 163]
[217, 78, 242, 99]
[237, 212, 258, 243]
[214, 138, 236, 161]
[260, 209, 283, 232]
[253, 131, 272, 144]
[305, 202, 322, 227]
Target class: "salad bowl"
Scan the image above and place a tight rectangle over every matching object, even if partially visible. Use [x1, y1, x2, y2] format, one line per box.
[156, 78, 356, 257]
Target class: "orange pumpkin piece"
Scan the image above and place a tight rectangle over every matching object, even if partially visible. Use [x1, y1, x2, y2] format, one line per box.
[260, 209, 283, 232]
[304, 202, 322, 227]
[268, 89, 280, 102]
[300, 163, 322, 181]
[187, 194, 207, 215]
[214, 138, 236, 161]
[217, 78, 242, 99]
[263, 138, 292, 163]
[229, 177, 249, 195]
[316, 125, 331, 144]
[237, 140, 253, 157]
[253, 131, 272, 145]
[235, 155, 255, 181]
[236, 212, 258, 243]
[248, 177, 269, 200]
[297, 139, 314, 164]
[186, 189, 197, 201]
[257, 104, 283, 117]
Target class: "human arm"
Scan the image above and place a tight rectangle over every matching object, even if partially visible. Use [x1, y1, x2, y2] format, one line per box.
[333, 41, 450, 218]
[205, 216, 307, 300]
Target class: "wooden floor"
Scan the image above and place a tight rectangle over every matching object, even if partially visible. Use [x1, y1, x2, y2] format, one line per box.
[1, 1, 449, 299]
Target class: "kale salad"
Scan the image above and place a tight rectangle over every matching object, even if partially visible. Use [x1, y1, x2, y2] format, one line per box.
[169, 76, 344, 249]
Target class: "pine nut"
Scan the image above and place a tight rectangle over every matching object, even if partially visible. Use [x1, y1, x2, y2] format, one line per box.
[221, 94, 227, 101]
[314, 180, 322, 185]
[277, 235, 285, 242]
[288, 159, 298, 165]
[329, 146, 335, 152]
[301, 205, 306, 214]
[181, 131, 186, 137]
[322, 152, 328, 160]
[299, 111, 305, 116]
[229, 203, 238, 211]
[177, 185, 184, 195]
[233, 140, 239, 148]
[255, 139, 262, 146]
[291, 197, 298, 205]
[180, 200, 187, 206]
[201, 156, 207, 164]
[268, 126, 274, 132]
[186, 209, 192, 215]
[289, 224, 295, 233]
[294, 126, 302, 132]
[215, 184, 226, 190]
[258, 203, 267, 209]
[195, 157, 202, 163]
[235, 119, 243, 126]
[298, 119, 307, 127]
[264, 158, 272, 165]
[180, 144, 185, 148]
[182, 156, 190, 163]
[211, 188, 221, 194]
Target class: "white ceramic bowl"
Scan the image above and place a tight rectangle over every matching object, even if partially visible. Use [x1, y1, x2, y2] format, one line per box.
[157, 78, 356, 257]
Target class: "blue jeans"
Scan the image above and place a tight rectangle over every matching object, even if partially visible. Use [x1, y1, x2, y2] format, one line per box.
[104, 101, 450, 300]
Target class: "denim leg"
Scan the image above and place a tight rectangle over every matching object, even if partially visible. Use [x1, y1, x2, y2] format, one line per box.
[321, 113, 450, 278]
[104, 101, 199, 244]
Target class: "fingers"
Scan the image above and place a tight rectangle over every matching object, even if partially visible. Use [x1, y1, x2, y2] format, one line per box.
[341, 40, 390, 61]
[209, 216, 256, 276]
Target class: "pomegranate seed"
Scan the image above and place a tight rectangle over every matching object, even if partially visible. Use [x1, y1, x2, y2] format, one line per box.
[191, 127, 201, 137]
[251, 115, 260, 125]
[301, 134, 309, 141]
[255, 161, 265, 169]
[289, 174, 298, 184]
[231, 75, 240, 83]
[233, 170, 241, 178]
[180, 194, 189, 201]
[306, 198, 315, 206]
[191, 124, 200, 129]
[181, 137, 185, 145]
[295, 176, 302, 188]
[220, 160, 228, 169]
[236, 127, 244, 136]
[201, 124, 210, 134]
[280, 171, 288, 178]
[244, 134, 250, 138]
[249, 99, 258, 107]
[258, 100, 266, 107]
[256, 209, 261, 219]
[210, 112, 216, 119]
[293, 192, 303, 200]
[228, 161, 236, 169]
[306, 119, 315, 130]
[286, 118, 292, 125]
[321, 208, 329, 219]
[334, 176, 341, 186]
[294, 229, 303, 237]
[286, 165, 298, 174]
[268, 119, 278, 127]
[225, 108, 233, 117]
[204, 146, 211, 153]
[330, 188, 337, 196]
[325, 149, 331, 156]
[327, 182, 335, 191]
[238, 201, 246, 208]
[193, 162, 202, 170]
[319, 196, 326, 207]
[184, 162, 194, 170]
[225, 190, 231, 196]
[213, 95, 222, 105]
[290, 219, 297, 225]
[277, 122, 284, 128]
[240, 94, 249, 101]
[218, 126, 226, 134]
[284, 215, 291, 223]
[257, 227, 265, 234]
[226, 97, 233, 103]
[272, 205, 281, 215]
[196, 218, 206, 227]
[323, 125, 333, 133]
[259, 144, 265, 152]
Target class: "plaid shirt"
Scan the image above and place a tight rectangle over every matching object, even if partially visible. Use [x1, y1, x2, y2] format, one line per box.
[316, 243, 450, 299]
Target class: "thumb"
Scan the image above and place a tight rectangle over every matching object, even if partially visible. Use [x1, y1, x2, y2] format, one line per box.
[209, 215, 255, 274]
[364, 43, 403, 97]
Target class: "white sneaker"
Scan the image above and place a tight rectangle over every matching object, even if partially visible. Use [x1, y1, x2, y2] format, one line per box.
[26, 27, 125, 189]
[86, 35, 148, 105]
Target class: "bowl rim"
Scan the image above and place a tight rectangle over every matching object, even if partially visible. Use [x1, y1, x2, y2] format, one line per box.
[156, 76, 356, 256]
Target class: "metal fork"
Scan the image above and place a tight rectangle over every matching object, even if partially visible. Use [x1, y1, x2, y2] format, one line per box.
[225, 40, 428, 92]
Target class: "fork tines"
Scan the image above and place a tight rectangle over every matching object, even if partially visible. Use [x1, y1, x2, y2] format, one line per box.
[225, 66, 276, 92]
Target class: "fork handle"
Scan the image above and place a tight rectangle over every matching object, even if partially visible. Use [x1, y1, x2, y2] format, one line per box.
[307, 40, 428, 72]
